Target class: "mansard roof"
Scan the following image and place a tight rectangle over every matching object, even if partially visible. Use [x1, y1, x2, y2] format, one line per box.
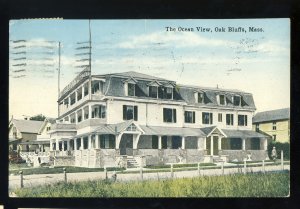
[252, 108, 290, 123]
[99, 71, 256, 110]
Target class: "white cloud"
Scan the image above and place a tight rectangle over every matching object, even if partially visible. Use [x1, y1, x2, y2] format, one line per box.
[118, 32, 234, 49]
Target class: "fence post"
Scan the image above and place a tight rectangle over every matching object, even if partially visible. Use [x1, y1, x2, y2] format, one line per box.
[197, 162, 200, 176]
[19, 171, 23, 188]
[140, 165, 143, 180]
[170, 163, 174, 179]
[243, 160, 247, 175]
[104, 166, 108, 180]
[63, 167, 67, 183]
[262, 160, 265, 174]
[221, 161, 224, 175]
[281, 150, 284, 170]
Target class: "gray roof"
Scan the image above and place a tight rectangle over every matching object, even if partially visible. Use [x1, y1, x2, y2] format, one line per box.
[11, 119, 44, 134]
[253, 108, 290, 123]
[103, 71, 173, 82]
[140, 125, 207, 137]
[200, 126, 217, 135]
[101, 71, 256, 110]
[222, 129, 269, 138]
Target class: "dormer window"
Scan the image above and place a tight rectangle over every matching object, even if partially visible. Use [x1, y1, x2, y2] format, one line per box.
[219, 94, 225, 105]
[233, 95, 241, 106]
[92, 80, 104, 94]
[149, 86, 158, 98]
[128, 83, 135, 96]
[165, 87, 173, 99]
[124, 77, 137, 97]
[194, 91, 204, 104]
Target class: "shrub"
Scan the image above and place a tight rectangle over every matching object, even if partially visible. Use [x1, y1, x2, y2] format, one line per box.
[267, 141, 290, 160]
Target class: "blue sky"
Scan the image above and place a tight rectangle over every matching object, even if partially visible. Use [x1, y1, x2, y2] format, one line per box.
[9, 19, 290, 119]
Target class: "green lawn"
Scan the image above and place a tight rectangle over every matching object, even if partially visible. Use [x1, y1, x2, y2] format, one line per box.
[13, 172, 290, 197]
[9, 166, 124, 176]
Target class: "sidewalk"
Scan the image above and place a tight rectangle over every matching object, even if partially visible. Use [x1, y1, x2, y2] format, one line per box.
[9, 164, 289, 191]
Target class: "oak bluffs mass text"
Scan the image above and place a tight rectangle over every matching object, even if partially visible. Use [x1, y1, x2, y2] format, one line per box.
[166, 26, 264, 33]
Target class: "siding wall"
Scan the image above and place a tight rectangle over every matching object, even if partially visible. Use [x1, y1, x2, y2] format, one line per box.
[253, 120, 289, 143]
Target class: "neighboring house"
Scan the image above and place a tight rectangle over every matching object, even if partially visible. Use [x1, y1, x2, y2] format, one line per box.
[49, 69, 269, 168]
[252, 108, 290, 143]
[8, 118, 54, 152]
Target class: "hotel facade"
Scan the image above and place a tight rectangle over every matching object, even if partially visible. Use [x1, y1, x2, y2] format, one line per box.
[49, 69, 269, 168]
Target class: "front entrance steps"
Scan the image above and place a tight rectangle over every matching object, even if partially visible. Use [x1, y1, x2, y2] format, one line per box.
[127, 156, 140, 168]
[212, 156, 224, 163]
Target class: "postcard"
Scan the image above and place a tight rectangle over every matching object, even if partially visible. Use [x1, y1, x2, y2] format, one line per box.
[9, 19, 290, 197]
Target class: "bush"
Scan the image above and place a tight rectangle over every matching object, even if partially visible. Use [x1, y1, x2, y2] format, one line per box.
[267, 141, 290, 160]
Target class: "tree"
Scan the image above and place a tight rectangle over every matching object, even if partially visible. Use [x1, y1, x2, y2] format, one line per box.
[29, 114, 46, 121]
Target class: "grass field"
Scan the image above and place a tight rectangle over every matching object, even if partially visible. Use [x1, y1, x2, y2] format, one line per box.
[13, 172, 289, 197]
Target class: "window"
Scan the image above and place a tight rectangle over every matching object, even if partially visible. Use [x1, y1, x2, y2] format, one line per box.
[202, 112, 213, 124]
[185, 111, 195, 123]
[226, 114, 234, 126]
[255, 124, 260, 131]
[159, 87, 173, 99]
[273, 134, 276, 141]
[219, 95, 225, 105]
[163, 108, 177, 123]
[250, 138, 260, 150]
[83, 137, 88, 149]
[77, 89, 82, 101]
[233, 95, 241, 106]
[100, 135, 115, 149]
[218, 113, 223, 122]
[123, 105, 138, 121]
[13, 127, 17, 138]
[126, 124, 137, 131]
[84, 83, 89, 97]
[230, 138, 242, 150]
[238, 115, 248, 126]
[92, 80, 103, 94]
[198, 92, 204, 103]
[152, 135, 158, 149]
[128, 83, 135, 96]
[92, 105, 106, 118]
[46, 126, 51, 131]
[161, 136, 168, 149]
[70, 92, 76, 105]
[64, 98, 69, 107]
[272, 122, 276, 130]
[149, 86, 158, 98]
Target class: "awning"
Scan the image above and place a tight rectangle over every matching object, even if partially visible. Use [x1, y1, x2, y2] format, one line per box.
[139, 125, 206, 137]
[19, 141, 50, 145]
[221, 129, 270, 138]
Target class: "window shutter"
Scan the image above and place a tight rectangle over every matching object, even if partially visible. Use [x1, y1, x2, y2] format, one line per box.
[134, 106, 138, 121]
[163, 108, 166, 122]
[123, 105, 127, 120]
[193, 112, 195, 123]
[245, 115, 248, 126]
[173, 109, 177, 123]
[210, 113, 213, 124]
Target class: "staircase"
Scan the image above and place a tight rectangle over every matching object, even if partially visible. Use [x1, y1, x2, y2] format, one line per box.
[127, 156, 140, 168]
[213, 156, 224, 163]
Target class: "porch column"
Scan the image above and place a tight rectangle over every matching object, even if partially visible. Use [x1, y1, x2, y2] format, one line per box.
[89, 104, 92, 119]
[210, 136, 213, 155]
[133, 134, 141, 149]
[204, 137, 207, 150]
[263, 138, 268, 150]
[88, 135, 92, 149]
[75, 111, 78, 124]
[158, 135, 162, 149]
[62, 140, 65, 151]
[81, 108, 84, 121]
[68, 97, 71, 106]
[116, 134, 123, 149]
[75, 91, 78, 103]
[56, 139, 59, 151]
[67, 140, 70, 151]
[242, 138, 246, 150]
[82, 85, 84, 98]
[182, 136, 185, 149]
[81, 137, 84, 150]
[218, 137, 222, 150]
[74, 138, 77, 150]
[197, 137, 202, 150]
[95, 135, 99, 149]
